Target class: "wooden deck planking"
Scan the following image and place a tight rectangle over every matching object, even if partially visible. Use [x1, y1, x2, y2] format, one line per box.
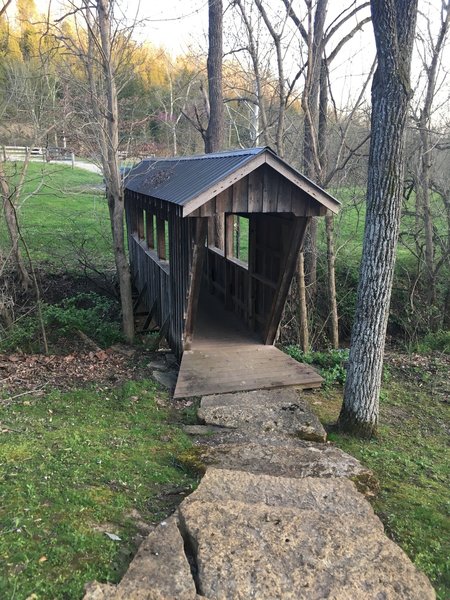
[174, 291, 322, 397]
[174, 345, 323, 398]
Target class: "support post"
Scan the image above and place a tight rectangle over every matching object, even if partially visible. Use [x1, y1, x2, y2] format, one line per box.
[184, 218, 208, 349]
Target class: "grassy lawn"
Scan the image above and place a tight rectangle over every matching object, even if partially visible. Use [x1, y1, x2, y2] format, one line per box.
[0, 164, 200, 599]
[0, 379, 196, 599]
[1, 161, 111, 270]
[306, 355, 450, 599]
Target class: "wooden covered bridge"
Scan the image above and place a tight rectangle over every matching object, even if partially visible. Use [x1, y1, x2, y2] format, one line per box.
[124, 147, 340, 398]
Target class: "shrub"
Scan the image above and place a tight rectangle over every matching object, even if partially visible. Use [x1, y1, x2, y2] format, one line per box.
[415, 330, 450, 355]
[284, 346, 349, 387]
[0, 292, 122, 353]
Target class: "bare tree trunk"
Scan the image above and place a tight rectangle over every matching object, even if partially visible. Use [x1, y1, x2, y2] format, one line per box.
[338, 0, 418, 438]
[325, 214, 339, 348]
[415, 5, 449, 309]
[97, 0, 134, 343]
[254, 0, 286, 157]
[302, 0, 328, 300]
[205, 0, 224, 153]
[318, 58, 339, 348]
[234, 0, 269, 145]
[0, 160, 31, 291]
[205, 0, 224, 248]
[298, 252, 309, 352]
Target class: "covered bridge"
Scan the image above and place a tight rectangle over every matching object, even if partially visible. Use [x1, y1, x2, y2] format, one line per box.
[124, 147, 340, 398]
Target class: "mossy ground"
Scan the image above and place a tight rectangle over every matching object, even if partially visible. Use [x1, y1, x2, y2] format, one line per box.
[0, 379, 197, 599]
[307, 354, 449, 599]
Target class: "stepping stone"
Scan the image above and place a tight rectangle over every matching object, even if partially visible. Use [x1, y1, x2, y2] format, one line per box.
[83, 516, 197, 600]
[201, 388, 311, 408]
[197, 441, 378, 495]
[183, 425, 231, 436]
[178, 499, 436, 600]
[185, 468, 380, 523]
[153, 369, 178, 391]
[198, 389, 326, 443]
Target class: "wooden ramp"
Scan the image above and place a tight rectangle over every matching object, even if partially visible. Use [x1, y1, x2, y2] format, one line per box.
[173, 293, 323, 399]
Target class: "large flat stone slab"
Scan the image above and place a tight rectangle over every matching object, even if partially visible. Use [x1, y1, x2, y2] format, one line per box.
[201, 388, 309, 408]
[198, 389, 326, 442]
[178, 499, 436, 600]
[196, 441, 378, 494]
[83, 516, 197, 600]
[184, 468, 380, 522]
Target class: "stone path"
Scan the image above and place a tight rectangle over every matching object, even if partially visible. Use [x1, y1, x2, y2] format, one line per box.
[84, 387, 436, 600]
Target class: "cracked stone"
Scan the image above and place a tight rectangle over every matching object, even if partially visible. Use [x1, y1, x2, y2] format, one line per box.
[198, 389, 326, 442]
[184, 468, 380, 522]
[83, 516, 198, 600]
[178, 499, 435, 600]
[196, 441, 378, 494]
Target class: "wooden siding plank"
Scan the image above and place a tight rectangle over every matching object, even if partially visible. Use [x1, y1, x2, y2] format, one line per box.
[247, 169, 263, 212]
[262, 165, 270, 212]
[232, 177, 248, 212]
[277, 176, 292, 213]
[216, 187, 233, 213]
[266, 168, 279, 212]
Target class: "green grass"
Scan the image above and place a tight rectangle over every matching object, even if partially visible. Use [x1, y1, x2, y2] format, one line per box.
[1, 161, 111, 269]
[0, 379, 197, 599]
[324, 185, 449, 267]
[309, 361, 450, 599]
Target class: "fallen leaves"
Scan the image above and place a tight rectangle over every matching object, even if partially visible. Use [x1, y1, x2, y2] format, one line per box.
[0, 349, 140, 399]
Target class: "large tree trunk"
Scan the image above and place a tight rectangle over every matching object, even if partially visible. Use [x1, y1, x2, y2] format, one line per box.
[338, 0, 418, 438]
[97, 0, 134, 343]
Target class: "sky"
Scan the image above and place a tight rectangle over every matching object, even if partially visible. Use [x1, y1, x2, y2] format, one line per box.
[17, 0, 450, 121]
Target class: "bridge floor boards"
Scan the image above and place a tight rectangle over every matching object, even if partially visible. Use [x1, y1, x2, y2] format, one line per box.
[173, 293, 322, 399]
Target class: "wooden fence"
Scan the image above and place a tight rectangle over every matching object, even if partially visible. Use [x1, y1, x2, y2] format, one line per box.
[1, 145, 75, 165]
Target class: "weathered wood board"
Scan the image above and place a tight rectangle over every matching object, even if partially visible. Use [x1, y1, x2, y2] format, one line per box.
[173, 345, 323, 399]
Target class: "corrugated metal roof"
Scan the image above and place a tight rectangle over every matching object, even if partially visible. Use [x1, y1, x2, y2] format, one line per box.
[124, 146, 340, 214]
[125, 147, 266, 207]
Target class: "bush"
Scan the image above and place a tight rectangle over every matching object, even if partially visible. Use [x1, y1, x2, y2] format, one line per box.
[0, 292, 122, 353]
[415, 330, 450, 355]
[284, 346, 349, 387]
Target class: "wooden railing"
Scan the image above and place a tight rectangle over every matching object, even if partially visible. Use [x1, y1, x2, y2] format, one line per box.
[129, 234, 171, 331]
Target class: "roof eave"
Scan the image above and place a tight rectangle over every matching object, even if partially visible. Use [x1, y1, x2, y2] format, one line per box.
[182, 152, 267, 216]
[264, 153, 341, 214]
